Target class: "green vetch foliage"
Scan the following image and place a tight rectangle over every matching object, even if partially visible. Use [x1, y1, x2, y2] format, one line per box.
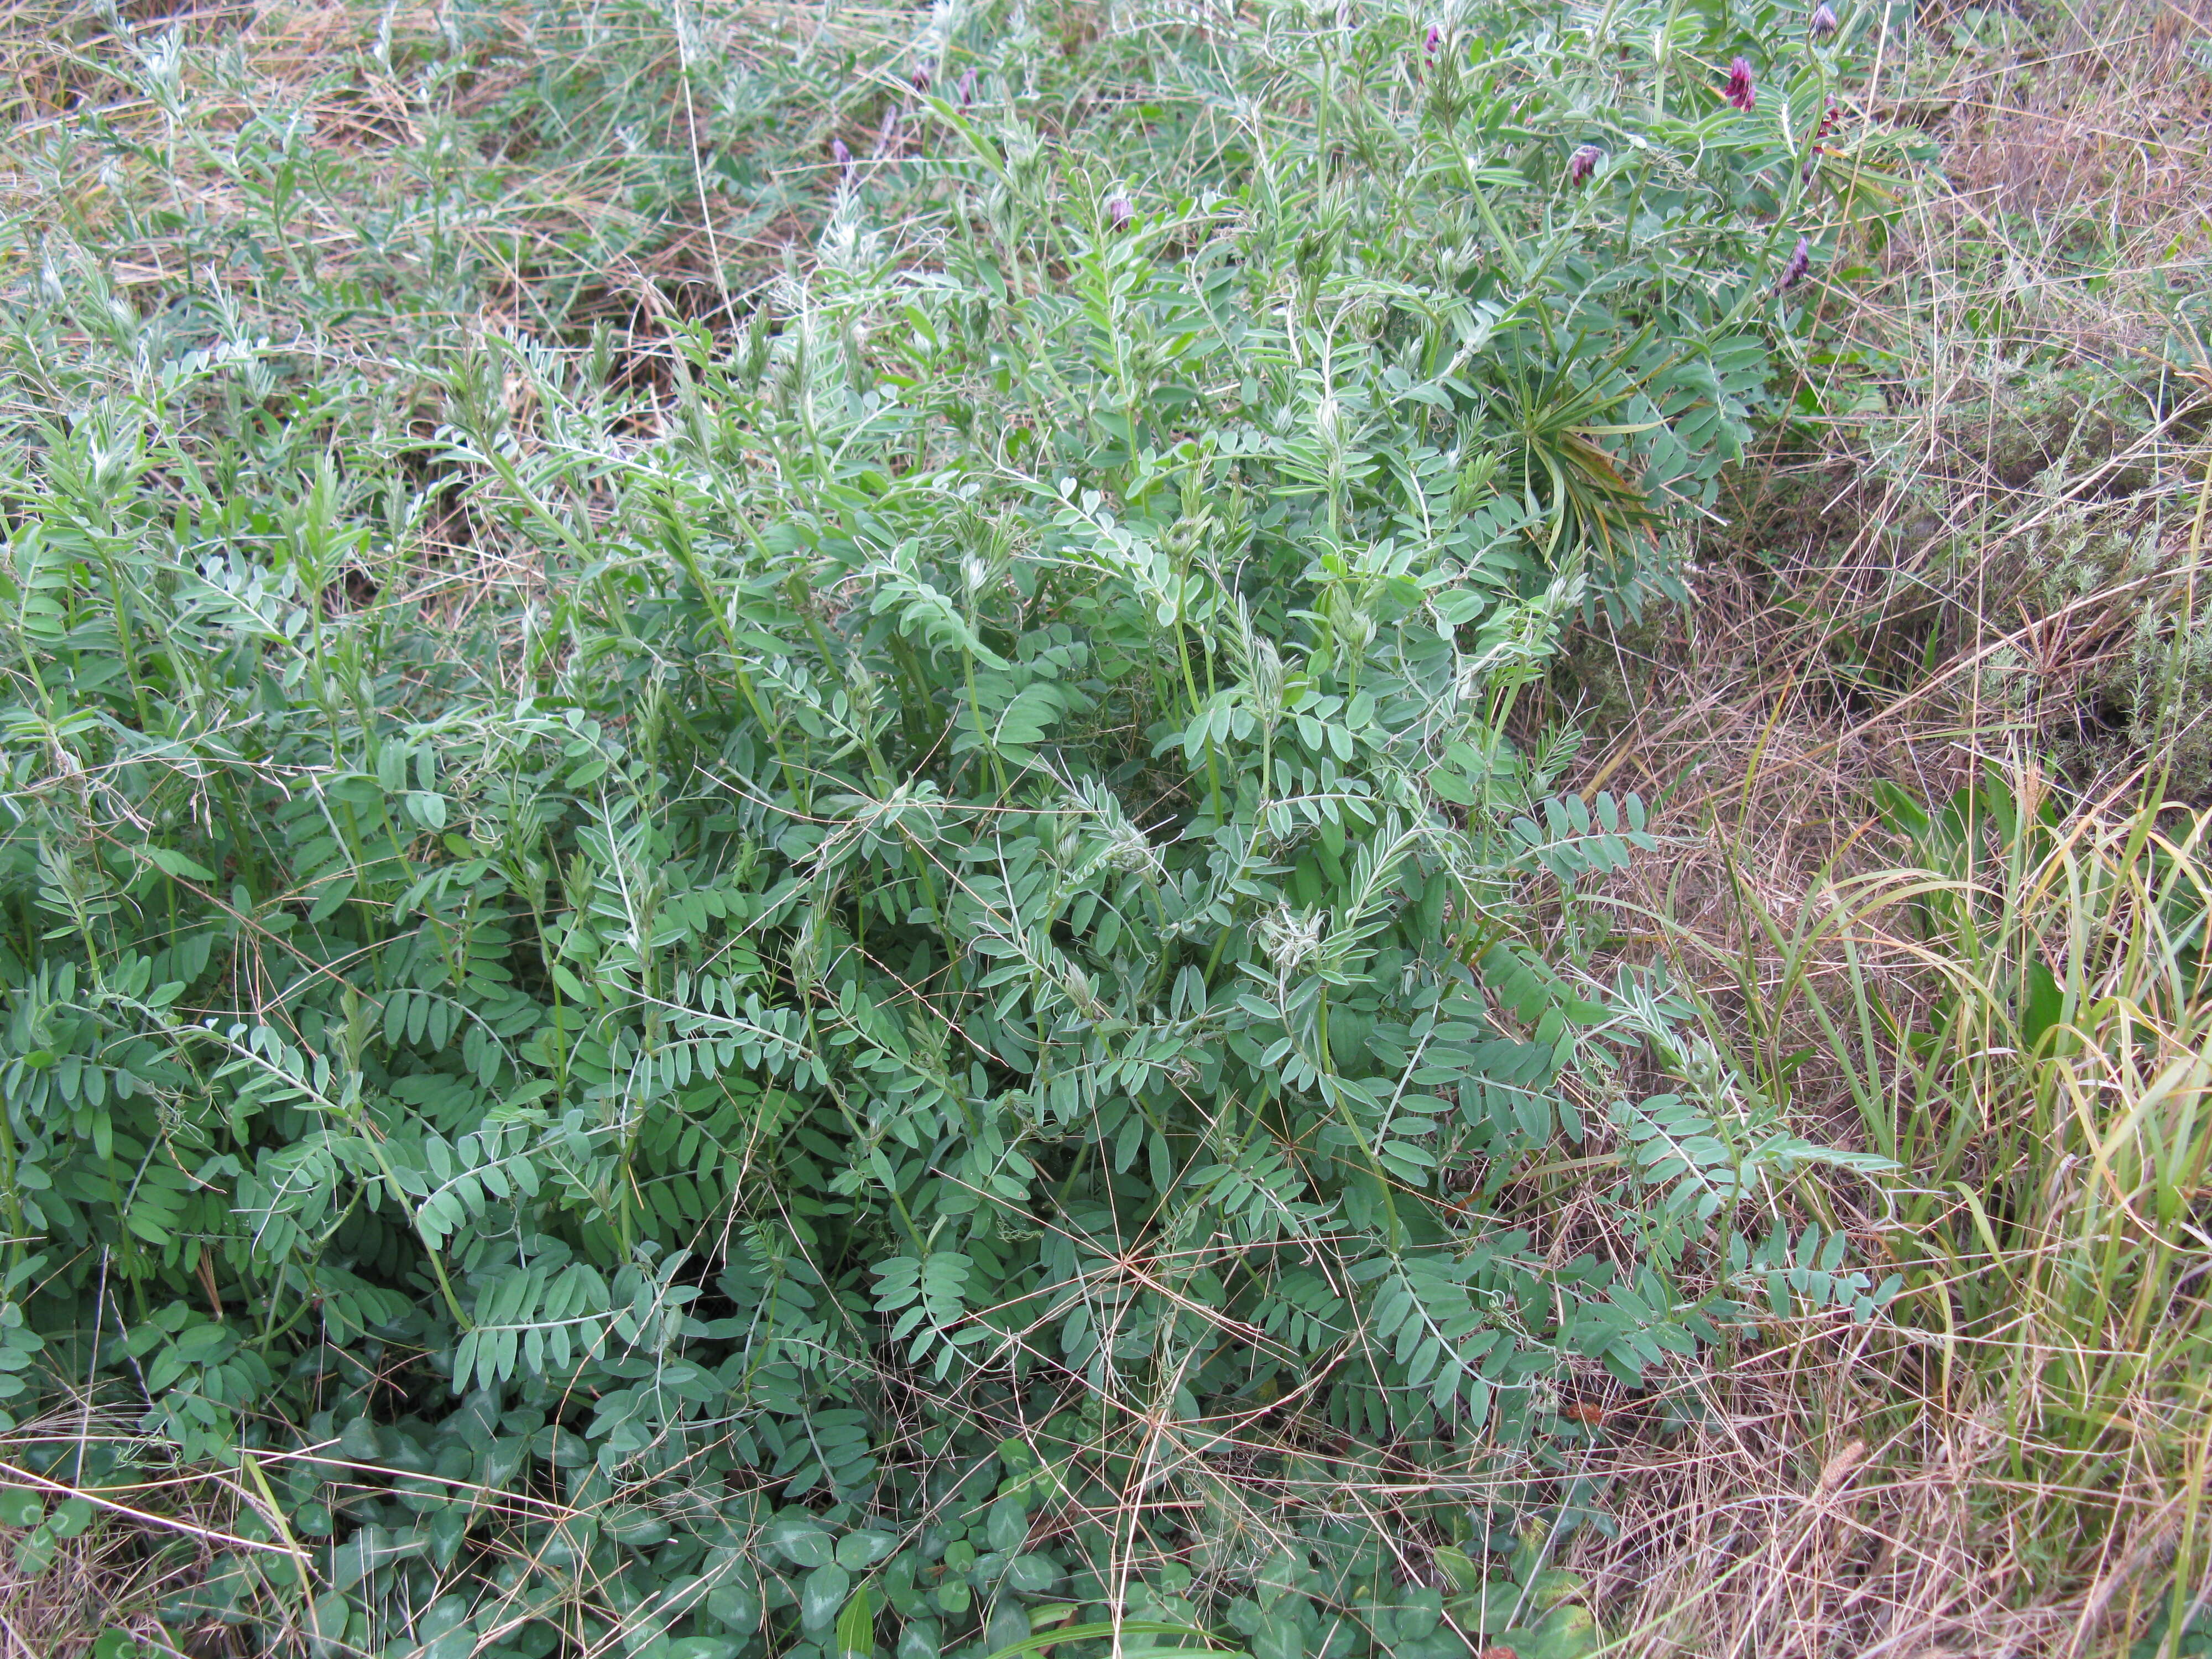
[0, 0, 1914, 1654]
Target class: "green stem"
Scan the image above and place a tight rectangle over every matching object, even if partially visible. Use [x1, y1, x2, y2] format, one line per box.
[1318, 988, 1405, 1254]
[92, 539, 156, 732]
[1461, 158, 1529, 288]
[963, 649, 1009, 800]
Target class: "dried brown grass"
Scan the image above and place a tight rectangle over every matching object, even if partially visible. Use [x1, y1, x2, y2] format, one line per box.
[0, 1410, 219, 1659]
[1936, 0, 2212, 222]
[1547, 618, 2209, 1652]
[1540, 6, 2212, 1651]
[1564, 1350, 2048, 1658]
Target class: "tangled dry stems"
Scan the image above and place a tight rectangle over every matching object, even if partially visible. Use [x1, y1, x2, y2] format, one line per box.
[1542, 17, 2212, 1653]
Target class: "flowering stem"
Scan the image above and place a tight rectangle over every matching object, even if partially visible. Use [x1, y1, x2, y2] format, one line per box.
[1460, 157, 1528, 286]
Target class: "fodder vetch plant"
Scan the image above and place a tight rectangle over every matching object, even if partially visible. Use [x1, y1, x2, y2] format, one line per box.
[0, 0, 1933, 1655]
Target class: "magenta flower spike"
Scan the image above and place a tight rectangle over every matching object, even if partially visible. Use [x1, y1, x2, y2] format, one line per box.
[1568, 144, 1604, 184]
[1724, 56, 1757, 112]
[1425, 23, 1441, 56]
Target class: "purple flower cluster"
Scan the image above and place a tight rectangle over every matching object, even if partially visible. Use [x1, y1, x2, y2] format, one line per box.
[1723, 56, 1757, 112]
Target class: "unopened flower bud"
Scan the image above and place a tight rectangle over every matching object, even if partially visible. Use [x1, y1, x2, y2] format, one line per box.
[1425, 23, 1441, 56]
[1107, 194, 1133, 230]
[1314, 394, 1342, 448]
[1723, 55, 1756, 111]
[957, 67, 977, 108]
[1809, 3, 1839, 36]
[831, 136, 853, 180]
[1778, 236, 1812, 290]
[1568, 143, 1604, 184]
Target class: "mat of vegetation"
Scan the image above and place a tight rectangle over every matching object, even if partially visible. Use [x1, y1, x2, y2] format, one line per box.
[0, 1, 1928, 1655]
